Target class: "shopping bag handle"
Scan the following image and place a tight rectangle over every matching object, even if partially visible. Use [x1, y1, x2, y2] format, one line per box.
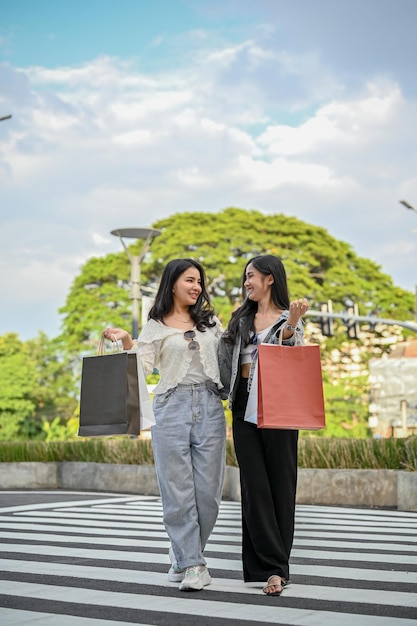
[97, 336, 122, 356]
[277, 324, 304, 346]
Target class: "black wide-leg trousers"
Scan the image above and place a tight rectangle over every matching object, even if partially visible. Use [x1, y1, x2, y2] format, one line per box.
[232, 377, 298, 582]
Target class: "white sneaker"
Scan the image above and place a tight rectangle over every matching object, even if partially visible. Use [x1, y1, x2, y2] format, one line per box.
[179, 565, 212, 592]
[168, 547, 185, 582]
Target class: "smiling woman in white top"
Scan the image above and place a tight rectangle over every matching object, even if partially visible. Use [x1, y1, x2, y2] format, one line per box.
[103, 258, 226, 592]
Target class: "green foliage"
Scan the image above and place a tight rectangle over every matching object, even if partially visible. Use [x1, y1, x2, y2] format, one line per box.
[0, 332, 78, 441]
[0, 437, 415, 470]
[298, 436, 417, 470]
[147, 208, 414, 326]
[0, 334, 39, 440]
[42, 416, 79, 441]
[28, 333, 79, 423]
[53, 207, 415, 439]
[59, 253, 133, 353]
[59, 207, 415, 345]
[2, 207, 415, 442]
[308, 376, 371, 439]
[0, 438, 155, 464]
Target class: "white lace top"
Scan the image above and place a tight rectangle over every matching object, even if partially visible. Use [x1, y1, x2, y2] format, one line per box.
[131, 317, 224, 394]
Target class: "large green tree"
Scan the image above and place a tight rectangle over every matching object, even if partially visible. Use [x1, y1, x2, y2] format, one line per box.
[59, 207, 415, 347]
[56, 207, 415, 438]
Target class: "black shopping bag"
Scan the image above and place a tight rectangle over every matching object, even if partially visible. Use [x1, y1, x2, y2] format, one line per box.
[78, 350, 140, 437]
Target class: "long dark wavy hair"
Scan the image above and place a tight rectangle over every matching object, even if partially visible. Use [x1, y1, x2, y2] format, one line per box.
[148, 258, 216, 331]
[226, 254, 290, 345]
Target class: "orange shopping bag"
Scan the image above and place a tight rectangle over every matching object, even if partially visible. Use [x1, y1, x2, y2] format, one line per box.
[257, 341, 326, 430]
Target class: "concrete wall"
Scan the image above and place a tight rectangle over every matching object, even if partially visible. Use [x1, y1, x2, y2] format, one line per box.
[1, 463, 416, 511]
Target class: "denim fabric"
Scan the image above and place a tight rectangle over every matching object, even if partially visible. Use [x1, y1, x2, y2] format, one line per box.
[151, 381, 226, 569]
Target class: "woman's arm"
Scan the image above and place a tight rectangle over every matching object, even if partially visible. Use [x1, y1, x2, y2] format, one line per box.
[102, 327, 157, 376]
[283, 298, 309, 339]
[102, 327, 134, 350]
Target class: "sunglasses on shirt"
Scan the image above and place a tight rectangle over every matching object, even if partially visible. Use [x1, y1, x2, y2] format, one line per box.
[184, 330, 200, 351]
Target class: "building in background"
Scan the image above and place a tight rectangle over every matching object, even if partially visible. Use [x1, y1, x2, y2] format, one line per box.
[369, 339, 417, 437]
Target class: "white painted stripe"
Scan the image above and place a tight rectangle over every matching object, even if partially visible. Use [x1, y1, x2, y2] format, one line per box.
[0, 496, 148, 514]
[1, 559, 416, 607]
[0, 496, 413, 521]
[296, 510, 417, 521]
[0, 608, 154, 626]
[1, 545, 416, 583]
[296, 505, 417, 519]
[0, 522, 171, 537]
[289, 548, 413, 564]
[21, 501, 414, 527]
[294, 538, 417, 552]
[0, 531, 240, 554]
[4, 513, 416, 542]
[1, 530, 415, 559]
[0, 531, 170, 548]
[295, 530, 417, 542]
[295, 519, 417, 530]
[7, 516, 409, 545]
[0, 536, 411, 565]
[88, 503, 239, 517]
[1, 581, 415, 626]
[13, 510, 417, 536]
[0, 512, 202, 530]
[15, 502, 417, 536]
[1, 523, 415, 553]
[0, 491, 145, 497]
[13, 510, 243, 526]
[0, 519, 241, 541]
[0, 542, 240, 567]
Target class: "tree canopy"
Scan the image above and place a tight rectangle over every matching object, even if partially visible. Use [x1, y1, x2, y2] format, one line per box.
[2, 207, 414, 440]
[59, 207, 415, 348]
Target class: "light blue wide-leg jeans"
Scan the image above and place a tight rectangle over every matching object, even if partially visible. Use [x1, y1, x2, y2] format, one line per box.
[151, 381, 226, 570]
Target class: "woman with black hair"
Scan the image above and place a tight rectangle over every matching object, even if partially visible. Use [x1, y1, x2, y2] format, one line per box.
[103, 258, 226, 592]
[218, 254, 308, 596]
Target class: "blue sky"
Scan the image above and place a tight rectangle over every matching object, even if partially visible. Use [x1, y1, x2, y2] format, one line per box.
[1, 0, 417, 339]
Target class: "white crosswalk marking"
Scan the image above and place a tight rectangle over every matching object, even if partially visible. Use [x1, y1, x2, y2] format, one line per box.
[0, 491, 416, 625]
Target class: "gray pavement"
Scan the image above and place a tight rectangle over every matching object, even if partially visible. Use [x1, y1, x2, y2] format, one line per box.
[0, 490, 416, 625]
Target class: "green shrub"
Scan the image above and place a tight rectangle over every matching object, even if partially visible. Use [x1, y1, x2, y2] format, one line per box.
[0, 436, 416, 470]
[298, 437, 417, 470]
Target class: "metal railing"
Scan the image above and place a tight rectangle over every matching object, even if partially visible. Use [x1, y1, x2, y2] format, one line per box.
[305, 309, 417, 335]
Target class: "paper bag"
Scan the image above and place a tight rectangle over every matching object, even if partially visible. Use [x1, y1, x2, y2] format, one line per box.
[257, 342, 325, 430]
[78, 348, 140, 437]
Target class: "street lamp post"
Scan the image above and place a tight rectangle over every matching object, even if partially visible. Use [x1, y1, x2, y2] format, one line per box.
[399, 200, 417, 322]
[111, 227, 161, 339]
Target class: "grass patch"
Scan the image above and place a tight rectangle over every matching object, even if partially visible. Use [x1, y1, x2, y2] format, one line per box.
[0, 438, 154, 465]
[298, 437, 417, 470]
[0, 437, 416, 470]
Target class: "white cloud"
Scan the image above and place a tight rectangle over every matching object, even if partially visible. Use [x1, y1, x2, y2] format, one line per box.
[1, 21, 417, 339]
[237, 155, 335, 189]
[92, 232, 111, 245]
[259, 82, 403, 157]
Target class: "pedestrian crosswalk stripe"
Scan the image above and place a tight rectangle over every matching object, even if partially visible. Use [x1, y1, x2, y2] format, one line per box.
[1, 560, 416, 607]
[0, 492, 416, 625]
[1, 581, 417, 626]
